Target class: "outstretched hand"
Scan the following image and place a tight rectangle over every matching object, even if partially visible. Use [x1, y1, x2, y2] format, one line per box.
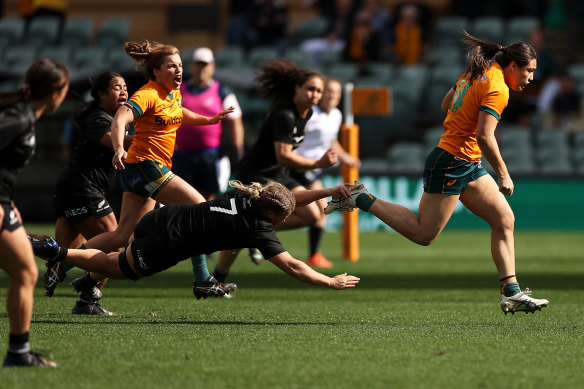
[329, 184, 351, 200]
[329, 273, 360, 289]
[211, 106, 235, 124]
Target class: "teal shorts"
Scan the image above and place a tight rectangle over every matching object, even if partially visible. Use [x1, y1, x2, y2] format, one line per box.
[120, 160, 175, 198]
[423, 147, 488, 194]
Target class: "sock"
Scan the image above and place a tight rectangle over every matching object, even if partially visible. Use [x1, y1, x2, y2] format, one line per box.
[501, 281, 521, 297]
[62, 262, 74, 272]
[82, 272, 99, 288]
[309, 226, 323, 256]
[191, 255, 210, 285]
[213, 266, 228, 283]
[355, 193, 377, 212]
[8, 332, 30, 354]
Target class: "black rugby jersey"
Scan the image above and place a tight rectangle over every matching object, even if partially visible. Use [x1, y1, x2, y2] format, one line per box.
[237, 101, 312, 180]
[0, 101, 36, 203]
[147, 190, 285, 260]
[56, 106, 131, 196]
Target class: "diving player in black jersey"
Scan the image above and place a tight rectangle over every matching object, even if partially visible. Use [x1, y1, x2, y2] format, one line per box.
[215, 59, 340, 281]
[0, 58, 69, 367]
[46, 71, 133, 316]
[31, 181, 360, 293]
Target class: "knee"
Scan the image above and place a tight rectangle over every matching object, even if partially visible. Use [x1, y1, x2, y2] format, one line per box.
[492, 209, 515, 233]
[12, 264, 38, 288]
[298, 204, 321, 226]
[413, 234, 437, 247]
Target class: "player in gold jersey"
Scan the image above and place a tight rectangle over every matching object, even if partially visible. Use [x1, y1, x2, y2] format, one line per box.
[325, 31, 549, 314]
[75, 41, 234, 300]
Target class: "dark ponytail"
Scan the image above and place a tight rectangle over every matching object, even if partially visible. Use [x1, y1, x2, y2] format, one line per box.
[461, 30, 537, 81]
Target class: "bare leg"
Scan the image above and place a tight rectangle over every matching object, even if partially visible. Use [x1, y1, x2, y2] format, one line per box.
[460, 174, 516, 278]
[154, 174, 205, 204]
[0, 227, 37, 334]
[84, 192, 155, 252]
[216, 249, 241, 273]
[275, 186, 321, 231]
[63, 248, 127, 279]
[367, 192, 460, 246]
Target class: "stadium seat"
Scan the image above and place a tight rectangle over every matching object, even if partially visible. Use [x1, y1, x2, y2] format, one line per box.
[96, 18, 131, 50]
[422, 65, 465, 123]
[386, 142, 425, 174]
[292, 16, 329, 45]
[354, 63, 394, 86]
[61, 18, 94, 49]
[327, 63, 358, 84]
[506, 16, 540, 44]
[107, 48, 135, 72]
[471, 17, 504, 43]
[284, 47, 313, 67]
[538, 157, 574, 176]
[0, 46, 36, 72]
[497, 126, 532, 149]
[567, 63, 584, 86]
[428, 46, 466, 67]
[501, 150, 537, 177]
[25, 16, 61, 49]
[248, 46, 280, 66]
[573, 131, 584, 149]
[422, 126, 444, 152]
[433, 17, 469, 48]
[0, 19, 26, 49]
[37, 46, 72, 67]
[318, 49, 342, 67]
[535, 130, 569, 152]
[393, 65, 428, 106]
[214, 46, 245, 69]
[359, 158, 391, 175]
[71, 47, 107, 73]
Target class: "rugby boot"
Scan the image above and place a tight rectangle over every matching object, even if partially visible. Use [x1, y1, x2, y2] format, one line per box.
[500, 288, 549, 314]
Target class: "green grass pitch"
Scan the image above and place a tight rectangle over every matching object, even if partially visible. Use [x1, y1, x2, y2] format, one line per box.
[1, 225, 583, 389]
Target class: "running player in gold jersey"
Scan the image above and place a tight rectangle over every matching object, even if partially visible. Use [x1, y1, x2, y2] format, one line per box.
[77, 41, 234, 301]
[325, 31, 549, 315]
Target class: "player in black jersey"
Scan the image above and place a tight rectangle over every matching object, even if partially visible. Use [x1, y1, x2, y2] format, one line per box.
[44, 71, 134, 315]
[0, 58, 68, 367]
[31, 181, 360, 293]
[215, 59, 341, 280]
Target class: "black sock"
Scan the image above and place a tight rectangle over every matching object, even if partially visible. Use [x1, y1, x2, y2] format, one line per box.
[8, 332, 30, 354]
[82, 272, 99, 288]
[213, 267, 228, 283]
[309, 226, 323, 256]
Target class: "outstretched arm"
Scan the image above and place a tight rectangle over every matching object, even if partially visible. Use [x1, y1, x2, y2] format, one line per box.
[268, 251, 359, 289]
[293, 184, 351, 207]
[182, 106, 234, 126]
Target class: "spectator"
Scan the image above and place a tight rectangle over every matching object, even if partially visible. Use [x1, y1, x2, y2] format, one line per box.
[390, 3, 426, 65]
[344, 9, 382, 66]
[291, 78, 360, 268]
[300, 0, 353, 64]
[173, 47, 245, 200]
[244, 0, 289, 53]
[546, 73, 583, 132]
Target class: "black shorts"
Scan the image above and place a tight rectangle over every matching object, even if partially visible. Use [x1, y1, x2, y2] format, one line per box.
[289, 169, 322, 187]
[54, 190, 113, 224]
[129, 209, 183, 277]
[0, 202, 21, 232]
[172, 149, 222, 195]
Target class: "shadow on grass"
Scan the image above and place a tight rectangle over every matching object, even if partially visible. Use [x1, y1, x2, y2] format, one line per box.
[91, 271, 584, 291]
[29, 318, 339, 326]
